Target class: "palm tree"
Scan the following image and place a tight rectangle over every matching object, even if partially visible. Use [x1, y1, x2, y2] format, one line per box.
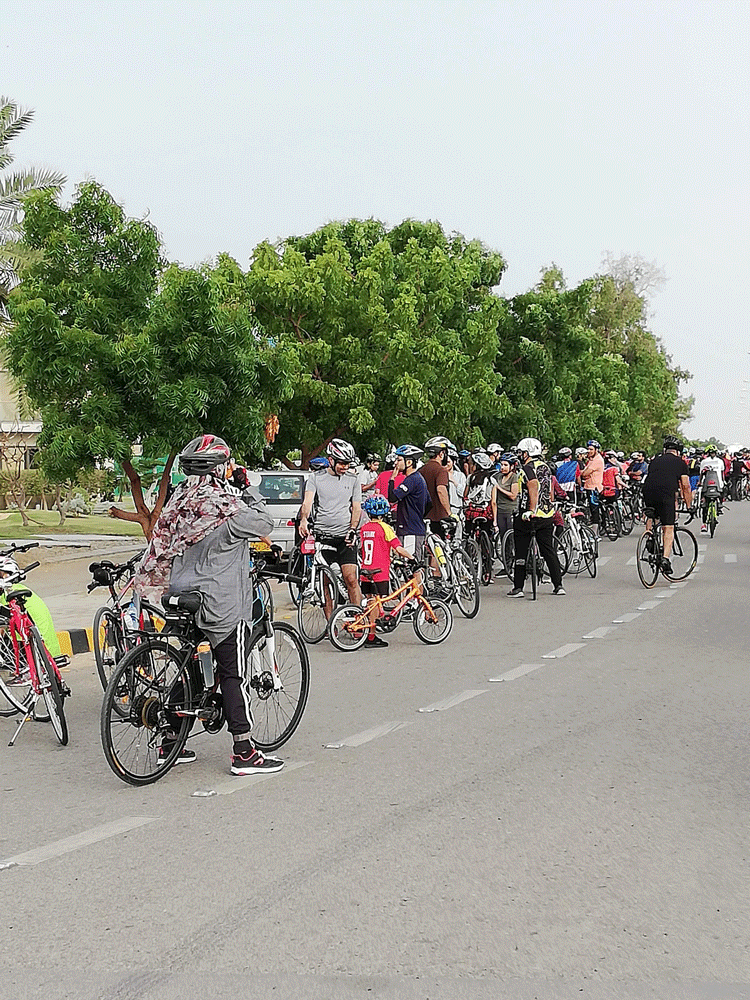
[1, 96, 66, 314]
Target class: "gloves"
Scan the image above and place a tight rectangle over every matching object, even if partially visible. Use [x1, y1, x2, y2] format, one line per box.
[345, 529, 356, 547]
[229, 466, 250, 490]
[522, 510, 535, 521]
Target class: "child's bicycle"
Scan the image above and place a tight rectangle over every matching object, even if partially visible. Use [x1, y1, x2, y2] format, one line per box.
[0, 544, 71, 746]
[327, 559, 453, 651]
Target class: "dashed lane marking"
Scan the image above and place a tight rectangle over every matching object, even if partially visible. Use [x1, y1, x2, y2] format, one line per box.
[670, 582, 688, 588]
[0, 817, 158, 870]
[725, 554, 737, 563]
[489, 664, 542, 683]
[626, 556, 637, 566]
[582, 626, 618, 639]
[418, 689, 488, 713]
[324, 721, 409, 749]
[612, 612, 642, 623]
[597, 556, 612, 566]
[212, 760, 313, 795]
[637, 600, 662, 610]
[697, 554, 705, 564]
[698, 544, 707, 552]
[541, 642, 586, 659]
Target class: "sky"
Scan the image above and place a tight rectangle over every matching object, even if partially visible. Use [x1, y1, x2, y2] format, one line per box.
[3, 0, 749, 443]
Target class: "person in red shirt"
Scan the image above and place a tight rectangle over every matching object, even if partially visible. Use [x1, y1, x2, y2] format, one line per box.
[359, 494, 413, 648]
[373, 465, 405, 513]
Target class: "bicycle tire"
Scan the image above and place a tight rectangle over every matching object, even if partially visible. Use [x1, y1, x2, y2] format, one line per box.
[413, 598, 453, 645]
[708, 503, 717, 538]
[528, 538, 538, 601]
[287, 547, 305, 607]
[257, 577, 275, 621]
[93, 606, 131, 691]
[328, 603, 370, 652]
[604, 505, 620, 541]
[249, 621, 310, 751]
[101, 639, 192, 786]
[296, 564, 337, 644]
[555, 530, 570, 576]
[580, 524, 598, 578]
[32, 631, 68, 746]
[451, 549, 480, 619]
[636, 531, 659, 588]
[463, 536, 481, 577]
[0, 633, 33, 716]
[478, 531, 493, 586]
[663, 527, 698, 582]
[501, 529, 515, 581]
[620, 500, 635, 535]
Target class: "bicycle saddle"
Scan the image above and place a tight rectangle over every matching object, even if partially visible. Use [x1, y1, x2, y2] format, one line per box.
[8, 587, 33, 600]
[161, 591, 203, 614]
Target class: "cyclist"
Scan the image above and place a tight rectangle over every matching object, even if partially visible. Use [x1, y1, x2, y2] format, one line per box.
[699, 448, 724, 532]
[299, 437, 364, 607]
[359, 493, 414, 649]
[641, 435, 692, 576]
[388, 444, 429, 560]
[508, 437, 565, 598]
[446, 447, 467, 522]
[464, 451, 497, 579]
[487, 443, 503, 469]
[133, 434, 283, 775]
[421, 436, 455, 539]
[358, 453, 381, 495]
[491, 452, 520, 542]
[555, 447, 578, 495]
[580, 440, 605, 534]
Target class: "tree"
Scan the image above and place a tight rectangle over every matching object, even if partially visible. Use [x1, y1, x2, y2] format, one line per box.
[246, 218, 508, 465]
[0, 96, 65, 315]
[3, 182, 288, 537]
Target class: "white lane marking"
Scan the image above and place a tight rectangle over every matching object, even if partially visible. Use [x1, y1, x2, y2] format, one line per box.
[597, 556, 612, 566]
[582, 626, 618, 639]
[653, 590, 675, 598]
[670, 582, 688, 588]
[626, 556, 637, 566]
[213, 760, 312, 795]
[697, 554, 705, 564]
[637, 600, 662, 610]
[324, 721, 408, 749]
[418, 689, 487, 713]
[541, 642, 586, 659]
[698, 544, 707, 552]
[725, 554, 737, 563]
[0, 817, 158, 869]
[489, 664, 542, 683]
[612, 612, 642, 623]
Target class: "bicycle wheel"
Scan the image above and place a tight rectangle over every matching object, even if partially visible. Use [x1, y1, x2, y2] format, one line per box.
[329, 603, 370, 651]
[249, 622, 310, 751]
[297, 564, 337, 643]
[580, 523, 598, 578]
[501, 530, 515, 581]
[620, 499, 635, 535]
[287, 547, 305, 607]
[462, 535, 480, 577]
[528, 539, 538, 601]
[0, 632, 33, 716]
[603, 505, 620, 540]
[555, 529, 570, 576]
[708, 503, 717, 538]
[257, 577, 275, 620]
[664, 527, 698, 582]
[636, 531, 659, 588]
[451, 549, 480, 619]
[101, 639, 192, 785]
[93, 606, 131, 691]
[32, 632, 68, 746]
[413, 598, 453, 645]
[478, 531, 493, 586]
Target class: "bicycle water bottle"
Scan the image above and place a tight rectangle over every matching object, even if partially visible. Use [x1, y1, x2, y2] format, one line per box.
[124, 601, 139, 631]
[196, 641, 214, 688]
[434, 541, 446, 566]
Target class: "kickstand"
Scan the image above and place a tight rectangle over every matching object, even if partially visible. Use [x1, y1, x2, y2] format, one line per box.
[8, 707, 32, 747]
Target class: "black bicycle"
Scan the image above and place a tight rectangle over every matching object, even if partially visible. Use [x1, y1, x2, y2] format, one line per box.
[636, 512, 698, 588]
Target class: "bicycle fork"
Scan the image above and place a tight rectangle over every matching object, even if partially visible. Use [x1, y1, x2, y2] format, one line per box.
[250, 619, 282, 692]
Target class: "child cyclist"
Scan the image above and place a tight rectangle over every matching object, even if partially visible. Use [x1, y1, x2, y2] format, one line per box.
[359, 494, 414, 649]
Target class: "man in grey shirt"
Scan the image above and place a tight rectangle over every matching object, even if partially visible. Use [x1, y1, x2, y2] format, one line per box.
[299, 437, 363, 607]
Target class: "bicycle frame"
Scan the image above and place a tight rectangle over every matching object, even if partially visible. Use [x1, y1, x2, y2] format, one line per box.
[341, 569, 439, 636]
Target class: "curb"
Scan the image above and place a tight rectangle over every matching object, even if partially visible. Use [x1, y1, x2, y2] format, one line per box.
[57, 628, 93, 657]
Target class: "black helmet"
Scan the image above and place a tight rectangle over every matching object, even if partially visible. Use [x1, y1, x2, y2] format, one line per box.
[663, 435, 683, 452]
[365, 452, 381, 464]
[179, 434, 231, 476]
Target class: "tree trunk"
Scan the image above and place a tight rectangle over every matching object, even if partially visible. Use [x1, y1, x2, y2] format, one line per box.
[108, 453, 177, 540]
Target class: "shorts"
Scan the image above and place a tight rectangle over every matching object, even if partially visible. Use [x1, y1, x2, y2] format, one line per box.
[399, 535, 425, 560]
[361, 578, 391, 597]
[318, 535, 358, 567]
[642, 494, 676, 526]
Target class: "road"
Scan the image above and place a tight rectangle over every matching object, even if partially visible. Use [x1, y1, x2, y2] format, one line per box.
[1, 507, 749, 1000]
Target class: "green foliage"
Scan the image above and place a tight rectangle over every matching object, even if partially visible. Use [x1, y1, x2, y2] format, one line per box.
[247, 218, 508, 462]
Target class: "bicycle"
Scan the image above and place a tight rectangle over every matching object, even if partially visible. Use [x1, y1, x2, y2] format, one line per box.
[599, 497, 622, 540]
[0, 549, 71, 746]
[636, 512, 698, 588]
[295, 535, 349, 643]
[556, 504, 598, 578]
[328, 561, 453, 650]
[462, 505, 495, 586]
[703, 492, 722, 537]
[100, 562, 309, 785]
[423, 519, 480, 619]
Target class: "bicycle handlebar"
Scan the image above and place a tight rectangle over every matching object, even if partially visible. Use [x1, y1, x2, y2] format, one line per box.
[0, 541, 40, 557]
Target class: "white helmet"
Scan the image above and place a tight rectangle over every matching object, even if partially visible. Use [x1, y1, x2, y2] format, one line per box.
[487, 443, 502, 454]
[517, 437, 542, 457]
[471, 451, 493, 470]
[326, 438, 357, 464]
[0, 557, 20, 577]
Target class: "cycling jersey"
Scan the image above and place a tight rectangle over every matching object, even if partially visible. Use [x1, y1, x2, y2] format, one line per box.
[519, 458, 555, 518]
[359, 519, 400, 582]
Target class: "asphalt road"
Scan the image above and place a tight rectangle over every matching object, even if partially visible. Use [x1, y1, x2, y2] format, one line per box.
[1, 506, 749, 1000]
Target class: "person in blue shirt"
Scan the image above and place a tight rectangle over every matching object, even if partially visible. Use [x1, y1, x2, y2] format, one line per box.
[555, 447, 578, 496]
[388, 444, 430, 560]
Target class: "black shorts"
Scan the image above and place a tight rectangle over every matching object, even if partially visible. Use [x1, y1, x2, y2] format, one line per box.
[643, 494, 676, 526]
[361, 578, 391, 596]
[318, 535, 358, 567]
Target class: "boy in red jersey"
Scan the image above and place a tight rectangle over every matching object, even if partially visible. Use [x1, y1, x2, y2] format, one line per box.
[359, 493, 413, 648]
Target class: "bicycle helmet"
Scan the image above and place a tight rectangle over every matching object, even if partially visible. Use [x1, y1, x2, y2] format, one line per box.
[587, 439, 600, 450]
[575, 446, 587, 457]
[424, 435, 453, 457]
[395, 443, 423, 460]
[500, 452, 517, 465]
[0, 556, 20, 577]
[630, 452, 640, 459]
[384, 446, 397, 464]
[365, 452, 381, 464]
[362, 493, 390, 518]
[705, 446, 716, 456]
[326, 438, 357, 464]
[558, 447, 572, 457]
[517, 437, 542, 457]
[179, 434, 232, 476]
[663, 435, 683, 452]
[616, 451, 625, 459]
[458, 449, 471, 458]
[471, 451, 493, 470]
[308, 457, 329, 469]
[487, 442, 502, 454]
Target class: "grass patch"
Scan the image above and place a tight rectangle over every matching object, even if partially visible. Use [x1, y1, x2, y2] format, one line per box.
[0, 510, 144, 539]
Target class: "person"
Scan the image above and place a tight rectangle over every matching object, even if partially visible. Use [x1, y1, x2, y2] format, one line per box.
[555, 447, 578, 495]
[491, 453, 520, 545]
[133, 434, 283, 775]
[508, 437, 565, 598]
[641, 435, 692, 575]
[628, 451, 648, 483]
[699, 448, 724, 532]
[486, 443, 503, 469]
[358, 453, 381, 496]
[388, 444, 429, 559]
[373, 458, 405, 510]
[359, 493, 414, 648]
[580, 440, 605, 534]
[420, 436, 454, 538]
[298, 437, 363, 608]
[446, 447, 467, 522]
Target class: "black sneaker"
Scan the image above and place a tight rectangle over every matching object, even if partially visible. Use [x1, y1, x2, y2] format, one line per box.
[231, 747, 284, 775]
[506, 588, 524, 598]
[365, 634, 389, 648]
[660, 557, 673, 576]
[159, 744, 196, 765]
[552, 585, 566, 596]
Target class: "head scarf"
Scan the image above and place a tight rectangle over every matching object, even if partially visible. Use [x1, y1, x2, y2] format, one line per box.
[133, 476, 245, 604]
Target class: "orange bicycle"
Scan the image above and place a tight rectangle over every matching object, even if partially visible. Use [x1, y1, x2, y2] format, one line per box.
[328, 560, 453, 651]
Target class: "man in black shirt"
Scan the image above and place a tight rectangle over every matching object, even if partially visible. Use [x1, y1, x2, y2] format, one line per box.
[641, 435, 692, 576]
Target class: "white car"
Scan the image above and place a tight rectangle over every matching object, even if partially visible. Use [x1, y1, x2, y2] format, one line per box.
[245, 469, 308, 556]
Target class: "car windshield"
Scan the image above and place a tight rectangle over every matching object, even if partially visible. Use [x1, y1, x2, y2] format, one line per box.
[257, 474, 306, 504]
